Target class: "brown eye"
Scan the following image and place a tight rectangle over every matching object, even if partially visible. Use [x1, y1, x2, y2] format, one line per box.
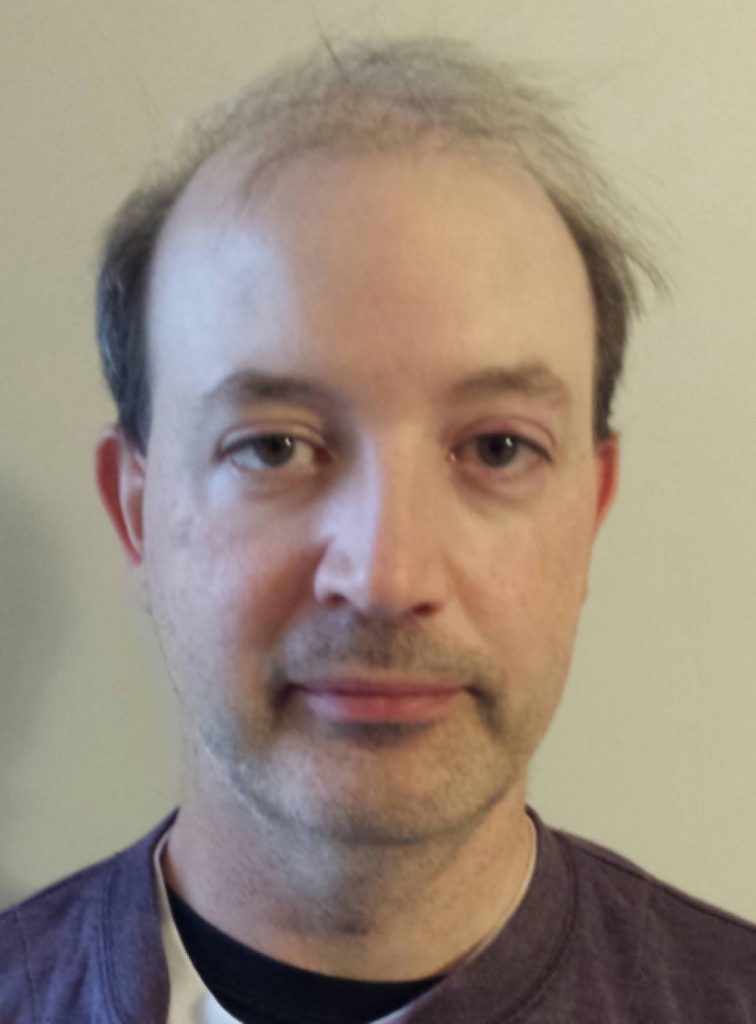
[226, 434, 320, 471]
[248, 435, 296, 467]
[466, 433, 547, 470]
[474, 434, 521, 468]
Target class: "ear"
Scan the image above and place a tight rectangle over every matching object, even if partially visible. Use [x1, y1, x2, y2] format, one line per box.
[95, 425, 147, 568]
[592, 431, 620, 536]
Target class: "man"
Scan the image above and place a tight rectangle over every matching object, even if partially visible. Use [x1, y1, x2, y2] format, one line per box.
[2, 37, 754, 1024]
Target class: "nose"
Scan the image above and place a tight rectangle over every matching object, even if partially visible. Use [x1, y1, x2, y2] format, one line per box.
[312, 449, 451, 620]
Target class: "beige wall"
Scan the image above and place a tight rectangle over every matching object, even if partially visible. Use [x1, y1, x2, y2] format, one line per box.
[1, 0, 754, 920]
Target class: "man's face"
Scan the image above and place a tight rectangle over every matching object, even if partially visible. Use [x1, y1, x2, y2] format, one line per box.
[100, 147, 617, 845]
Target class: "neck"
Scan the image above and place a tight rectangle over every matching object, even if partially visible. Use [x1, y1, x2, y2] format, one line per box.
[163, 768, 536, 981]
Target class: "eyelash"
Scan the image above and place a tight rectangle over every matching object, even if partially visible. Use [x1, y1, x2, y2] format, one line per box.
[222, 431, 550, 479]
[452, 434, 550, 473]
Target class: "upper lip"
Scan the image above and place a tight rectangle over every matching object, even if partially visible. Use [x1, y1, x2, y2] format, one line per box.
[292, 675, 465, 696]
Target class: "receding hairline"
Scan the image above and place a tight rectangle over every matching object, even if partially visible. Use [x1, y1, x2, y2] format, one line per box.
[158, 125, 580, 255]
[146, 37, 647, 266]
[96, 36, 665, 454]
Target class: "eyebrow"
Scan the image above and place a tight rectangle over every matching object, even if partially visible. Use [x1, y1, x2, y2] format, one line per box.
[199, 371, 351, 414]
[199, 361, 571, 414]
[445, 363, 571, 406]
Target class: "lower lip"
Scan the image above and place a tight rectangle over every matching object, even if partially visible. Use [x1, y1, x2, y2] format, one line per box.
[297, 689, 463, 724]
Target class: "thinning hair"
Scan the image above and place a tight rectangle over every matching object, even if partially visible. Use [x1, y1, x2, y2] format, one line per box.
[96, 37, 663, 452]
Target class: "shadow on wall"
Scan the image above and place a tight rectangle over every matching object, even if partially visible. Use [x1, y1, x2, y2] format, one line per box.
[0, 475, 69, 910]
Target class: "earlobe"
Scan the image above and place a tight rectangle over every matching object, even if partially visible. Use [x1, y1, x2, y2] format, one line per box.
[94, 426, 147, 566]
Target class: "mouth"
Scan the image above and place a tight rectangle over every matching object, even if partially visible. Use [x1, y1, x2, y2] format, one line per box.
[290, 676, 468, 725]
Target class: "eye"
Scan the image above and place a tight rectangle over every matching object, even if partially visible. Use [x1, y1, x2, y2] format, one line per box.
[224, 433, 323, 472]
[454, 433, 549, 473]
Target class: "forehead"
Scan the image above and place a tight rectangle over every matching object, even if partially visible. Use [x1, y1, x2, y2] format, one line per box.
[147, 145, 595, 416]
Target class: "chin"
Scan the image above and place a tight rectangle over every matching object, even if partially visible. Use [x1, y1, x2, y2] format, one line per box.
[224, 748, 519, 849]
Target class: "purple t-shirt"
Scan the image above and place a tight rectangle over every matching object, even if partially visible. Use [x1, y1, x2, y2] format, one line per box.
[2, 810, 755, 1022]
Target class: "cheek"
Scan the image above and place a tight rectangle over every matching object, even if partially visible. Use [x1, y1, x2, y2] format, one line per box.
[460, 492, 597, 652]
[144, 485, 313, 656]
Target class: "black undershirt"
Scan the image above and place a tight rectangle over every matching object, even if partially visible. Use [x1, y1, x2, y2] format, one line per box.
[167, 887, 445, 1024]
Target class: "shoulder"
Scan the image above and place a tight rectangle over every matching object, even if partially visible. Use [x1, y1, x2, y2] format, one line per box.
[561, 826, 756, 944]
[0, 813, 175, 1022]
[555, 826, 756, 1016]
[0, 850, 118, 1021]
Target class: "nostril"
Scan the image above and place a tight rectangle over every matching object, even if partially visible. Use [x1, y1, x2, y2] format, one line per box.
[414, 602, 437, 617]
